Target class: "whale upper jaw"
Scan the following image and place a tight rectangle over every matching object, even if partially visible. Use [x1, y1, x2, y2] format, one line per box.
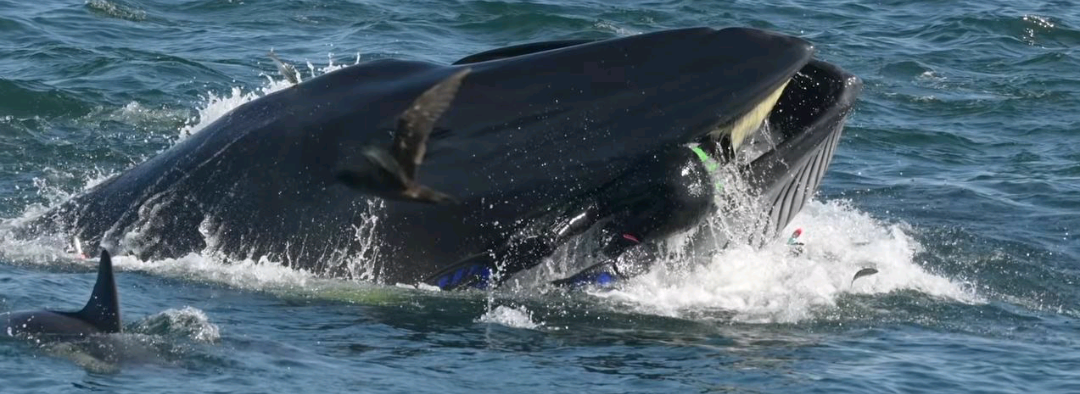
[450, 26, 815, 151]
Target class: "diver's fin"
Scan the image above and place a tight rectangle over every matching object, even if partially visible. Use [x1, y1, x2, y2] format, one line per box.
[424, 252, 496, 291]
[392, 68, 470, 180]
[426, 235, 562, 290]
[268, 50, 299, 85]
[551, 261, 622, 288]
[60, 250, 122, 333]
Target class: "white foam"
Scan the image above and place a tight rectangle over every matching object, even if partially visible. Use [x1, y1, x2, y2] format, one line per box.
[178, 53, 360, 139]
[477, 305, 543, 329]
[177, 85, 276, 139]
[134, 306, 221, 343]
[589, 199, 979, 323]
[594, 21, 640, 37]
[113, 253, 313, 290]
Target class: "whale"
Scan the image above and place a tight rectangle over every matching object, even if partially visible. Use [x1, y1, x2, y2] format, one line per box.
[2, 250, 121, 339]
[14, 27, 862, 289]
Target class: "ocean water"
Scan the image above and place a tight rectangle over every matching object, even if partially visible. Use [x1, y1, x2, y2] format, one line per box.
[0, 0, 1077, 392]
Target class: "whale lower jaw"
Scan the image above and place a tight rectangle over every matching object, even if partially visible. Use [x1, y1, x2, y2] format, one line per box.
[741, 59, 863, 241]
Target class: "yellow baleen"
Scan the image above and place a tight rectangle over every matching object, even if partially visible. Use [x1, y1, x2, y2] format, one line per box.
[709, 79, 790, 151]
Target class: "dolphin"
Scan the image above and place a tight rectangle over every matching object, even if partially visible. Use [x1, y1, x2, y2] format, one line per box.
[16, 27, 862, 289]
[2, 250, 121, 339]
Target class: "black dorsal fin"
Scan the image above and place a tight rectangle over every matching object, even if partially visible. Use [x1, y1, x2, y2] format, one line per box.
[71, 250, 122, 333]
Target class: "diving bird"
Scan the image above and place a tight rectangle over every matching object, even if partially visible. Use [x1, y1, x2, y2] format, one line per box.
[268, 50, 300, 86]
[336, 68, 470, 205]
[2, 250, 121, 339]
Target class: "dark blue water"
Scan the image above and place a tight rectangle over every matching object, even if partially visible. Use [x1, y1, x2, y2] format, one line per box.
[1, 0, 1078, 392]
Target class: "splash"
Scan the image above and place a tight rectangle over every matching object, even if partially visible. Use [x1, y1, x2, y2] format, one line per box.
[115, 253, 314, 291]
[594, 21, 640, 36]
[477, 305, 543, 329]
[32, 307, 223, 374]
[589, 199, 979, 323]
[131, 307, 221, 343]
[178, 52, 360, 139]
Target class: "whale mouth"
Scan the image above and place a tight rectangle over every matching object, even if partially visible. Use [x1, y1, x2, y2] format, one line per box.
[705, 77, 791, 159]
[736, 59, 863, 239]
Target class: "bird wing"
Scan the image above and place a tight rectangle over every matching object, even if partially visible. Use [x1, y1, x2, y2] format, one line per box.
[392, 68, 471, 181]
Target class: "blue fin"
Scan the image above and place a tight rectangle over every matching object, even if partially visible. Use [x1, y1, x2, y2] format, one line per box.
[426, 253, 495, 290]
[551, 261, 621, 288]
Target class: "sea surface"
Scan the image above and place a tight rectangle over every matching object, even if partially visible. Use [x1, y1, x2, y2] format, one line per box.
[1, 0, 1078, 393]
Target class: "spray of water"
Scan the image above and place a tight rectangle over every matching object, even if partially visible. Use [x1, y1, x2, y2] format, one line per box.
[590, 200, 978, 323]
[477, 305, 544, 329]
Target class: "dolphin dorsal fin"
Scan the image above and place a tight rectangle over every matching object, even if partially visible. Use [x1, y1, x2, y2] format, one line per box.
[68, 250, 122, 333]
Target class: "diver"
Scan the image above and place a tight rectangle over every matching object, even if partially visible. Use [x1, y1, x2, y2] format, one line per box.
[426, 138, 728, 290]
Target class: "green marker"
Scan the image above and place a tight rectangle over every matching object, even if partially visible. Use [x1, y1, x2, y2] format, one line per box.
[689, 145, 723, 191]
